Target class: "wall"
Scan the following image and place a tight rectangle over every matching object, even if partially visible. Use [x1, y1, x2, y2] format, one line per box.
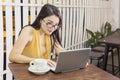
[111, 0, 120, 30]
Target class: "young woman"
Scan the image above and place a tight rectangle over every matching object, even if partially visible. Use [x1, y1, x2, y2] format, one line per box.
[9, 4, 64, 64]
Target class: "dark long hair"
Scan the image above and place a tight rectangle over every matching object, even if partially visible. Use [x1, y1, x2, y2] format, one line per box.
[31, 4, 62, 46]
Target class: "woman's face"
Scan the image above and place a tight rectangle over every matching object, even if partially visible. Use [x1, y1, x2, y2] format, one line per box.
[41, 15, 59, 35]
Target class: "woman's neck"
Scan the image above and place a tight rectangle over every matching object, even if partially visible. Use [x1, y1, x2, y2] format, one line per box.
[39, 28, 45, 36]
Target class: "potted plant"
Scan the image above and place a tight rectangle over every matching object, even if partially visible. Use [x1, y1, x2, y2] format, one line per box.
[86, 29, 103, 47]
[86, 22, 119, 47]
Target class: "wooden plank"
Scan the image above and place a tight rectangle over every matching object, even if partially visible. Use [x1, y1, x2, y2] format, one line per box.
[48, 0, 52, 4]
[36, 0, 42, 15]
[72, 1, 76, 49]
[15, 0, 21, 40]
[83, 0, 88, 47]
[3, 31, 15, 37]
[5, 0, 13, 79]
[75, 0, 79, 49]
[30, 0, 35, 24]
[68, 0, 72, 49]
[65, 0, 69, 49]
[9, 63, 120, 80]
[42, 0, 47, 5]
[56, 0, 61, 13]
[23, 0, 28, 27]
[61, 0, 66, 48]
[0, 0, 3, 79]
[79, 5, 84, 48]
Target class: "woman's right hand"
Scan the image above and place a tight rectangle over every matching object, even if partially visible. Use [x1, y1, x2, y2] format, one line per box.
[47, 59, 56, 67]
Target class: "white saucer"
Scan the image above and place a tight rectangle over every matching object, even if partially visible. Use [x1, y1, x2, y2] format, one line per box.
[28, 65, 50, 75]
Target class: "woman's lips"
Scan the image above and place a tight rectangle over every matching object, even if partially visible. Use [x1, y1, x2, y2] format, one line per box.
[48, 29, 53, 33]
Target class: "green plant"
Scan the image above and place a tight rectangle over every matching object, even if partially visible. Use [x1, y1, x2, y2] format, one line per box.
[86, 29, 103, 47]
[86, 22, 118, 47]
[114, 28, 120, 32]
[103, 22, 112, 37]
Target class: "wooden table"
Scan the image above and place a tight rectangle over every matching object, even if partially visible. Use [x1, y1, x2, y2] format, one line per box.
[98, 31, 120, 72]
[8, 63, 120, 80]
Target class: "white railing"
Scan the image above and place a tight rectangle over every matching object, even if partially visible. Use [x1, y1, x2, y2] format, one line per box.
[0, 0, 112, 80]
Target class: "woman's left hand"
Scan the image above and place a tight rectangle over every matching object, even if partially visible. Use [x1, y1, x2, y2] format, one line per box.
[85, 62, 89, 67]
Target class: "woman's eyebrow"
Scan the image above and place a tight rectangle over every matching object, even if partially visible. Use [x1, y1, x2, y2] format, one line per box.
[48, 19, 58, 25]
[47, 19, 53, 23]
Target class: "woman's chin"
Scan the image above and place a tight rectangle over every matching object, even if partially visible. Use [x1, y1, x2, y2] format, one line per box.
[46, 32, 52, 35]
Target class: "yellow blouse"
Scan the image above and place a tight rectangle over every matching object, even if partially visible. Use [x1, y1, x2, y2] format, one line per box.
[22, 28, 51, 59]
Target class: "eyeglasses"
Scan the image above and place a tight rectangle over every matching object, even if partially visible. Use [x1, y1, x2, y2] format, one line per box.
[42, 19, 58, 29]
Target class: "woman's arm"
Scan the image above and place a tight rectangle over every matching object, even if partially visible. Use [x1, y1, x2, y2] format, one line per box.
[9, 26, 35, 63]
[54, 42, 65, 55]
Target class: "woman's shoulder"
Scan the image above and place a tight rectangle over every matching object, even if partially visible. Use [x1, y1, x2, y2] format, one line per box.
[22, 26, 34, 31]
[19, 26, 35, 42]
[21, 26, 35, 35]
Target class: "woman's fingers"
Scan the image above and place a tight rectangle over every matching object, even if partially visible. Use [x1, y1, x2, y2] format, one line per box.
[47, 60, 56, 67]
[85, 62, 89, 67]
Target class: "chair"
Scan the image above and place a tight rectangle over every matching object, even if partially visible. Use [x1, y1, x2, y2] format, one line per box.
[108, 46, 120, 75]
[90, 46, 105, 67]
[90, 45, 120, 75]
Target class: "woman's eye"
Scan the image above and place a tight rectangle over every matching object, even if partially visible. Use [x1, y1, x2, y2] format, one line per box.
[47, 22, 52, 25]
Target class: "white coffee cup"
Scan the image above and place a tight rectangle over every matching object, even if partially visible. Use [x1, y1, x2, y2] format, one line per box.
[30, 59, 47, 71]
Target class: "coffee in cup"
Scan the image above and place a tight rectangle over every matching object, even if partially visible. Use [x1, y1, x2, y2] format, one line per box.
[30, 59, 47, 71]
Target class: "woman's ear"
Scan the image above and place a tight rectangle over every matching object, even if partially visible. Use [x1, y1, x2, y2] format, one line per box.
[39, 20, 42, 26]
[40, 20, 42, 23]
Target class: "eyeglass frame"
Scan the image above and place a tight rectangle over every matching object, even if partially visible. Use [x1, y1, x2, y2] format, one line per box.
[42, 19, 59, 29]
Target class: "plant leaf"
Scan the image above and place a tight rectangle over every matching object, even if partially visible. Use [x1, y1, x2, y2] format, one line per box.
[86, 29, 95, 37]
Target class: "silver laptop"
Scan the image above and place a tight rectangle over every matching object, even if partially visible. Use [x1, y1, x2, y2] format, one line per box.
[50, 48, 91, 73]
